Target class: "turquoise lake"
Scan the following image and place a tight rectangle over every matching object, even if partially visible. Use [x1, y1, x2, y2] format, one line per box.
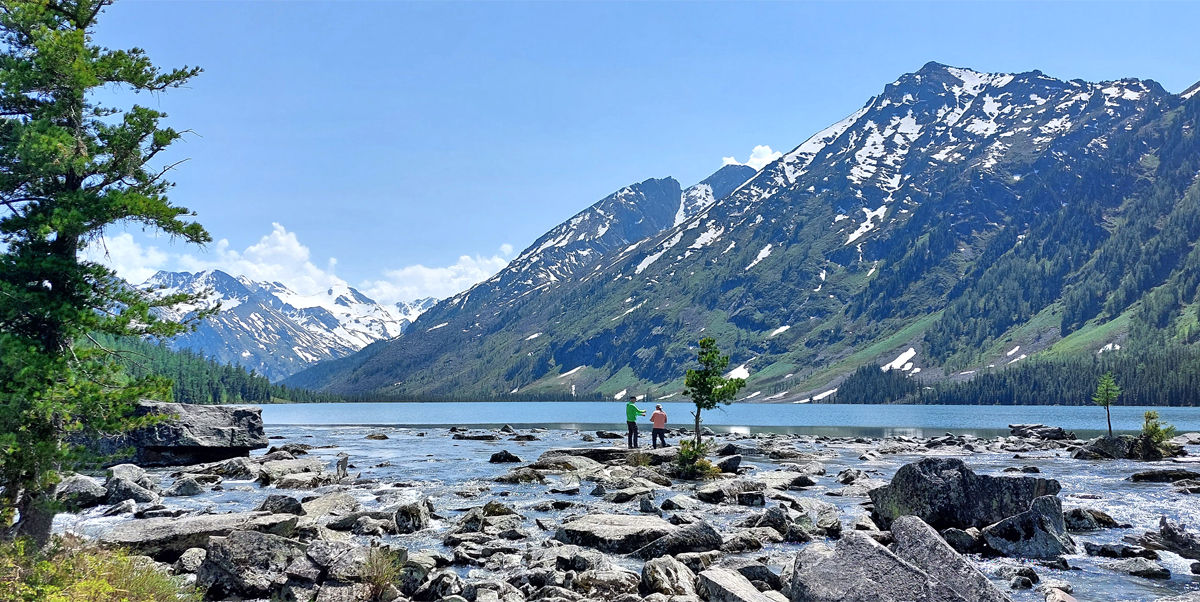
[260, 401, 1200, 437]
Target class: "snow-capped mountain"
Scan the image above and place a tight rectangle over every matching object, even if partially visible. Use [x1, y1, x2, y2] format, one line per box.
[144, 270, 432, 380]
[287, 63, 1200, 400]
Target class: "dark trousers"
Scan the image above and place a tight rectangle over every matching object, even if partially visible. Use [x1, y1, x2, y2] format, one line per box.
[652, 428, 667, 448]
[626, 421, 639, 448]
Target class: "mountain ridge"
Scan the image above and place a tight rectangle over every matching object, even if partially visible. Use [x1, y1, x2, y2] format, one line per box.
[285, 63, 1199, 403]
[145, 269, 434, 381]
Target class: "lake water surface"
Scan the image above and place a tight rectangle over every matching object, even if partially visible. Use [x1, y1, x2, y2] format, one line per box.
[261, 401, 1200, 438]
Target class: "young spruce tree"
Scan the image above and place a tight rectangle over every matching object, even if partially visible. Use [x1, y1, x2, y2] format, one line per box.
[683, 338, 746, 446]
[0, 0, 208, 546]
[1092, 371, 1121, 438]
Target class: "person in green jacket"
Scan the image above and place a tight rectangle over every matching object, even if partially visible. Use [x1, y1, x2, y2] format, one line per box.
[625, 395, 646, 449]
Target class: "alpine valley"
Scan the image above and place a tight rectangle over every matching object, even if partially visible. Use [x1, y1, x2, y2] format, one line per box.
[280, 62, 1200, 403]
[143, 269, 435, 381]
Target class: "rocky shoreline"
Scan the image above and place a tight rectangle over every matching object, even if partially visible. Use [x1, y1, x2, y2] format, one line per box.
[54, 407, 1200, 601]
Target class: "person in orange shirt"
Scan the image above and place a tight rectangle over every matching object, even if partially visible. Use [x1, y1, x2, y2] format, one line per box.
[649, 404, 669, 448]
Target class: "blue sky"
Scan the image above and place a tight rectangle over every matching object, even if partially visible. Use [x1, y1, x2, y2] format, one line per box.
[88, 1, 1200, 303]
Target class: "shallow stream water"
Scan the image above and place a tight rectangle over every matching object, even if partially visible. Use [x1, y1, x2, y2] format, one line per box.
[57, 403, 1200, 601]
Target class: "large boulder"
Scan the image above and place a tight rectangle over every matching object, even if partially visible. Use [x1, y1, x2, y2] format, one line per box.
[1072, 435, 1183, 460]
[99, 511, 297, 561]
[981, 496, 1075, 559]
[788, 531, 968, 601]
[196, 530, 306, 599]
[868, 458, 1061, 529]
[632, 520, 722, 559]
[641, 556, 697, 596]
[890, 516, 1012, 602]
[554, 514, 676, 554]
[105, 476, 161, 505]
[85, 401, 268, 467]
[55, 474, 107, 511]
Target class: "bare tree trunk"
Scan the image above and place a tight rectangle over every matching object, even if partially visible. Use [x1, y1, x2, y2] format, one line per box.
[1106, 407, 1113, 438]
[693, 409, 702, 447]
[9, 489, 55, 548]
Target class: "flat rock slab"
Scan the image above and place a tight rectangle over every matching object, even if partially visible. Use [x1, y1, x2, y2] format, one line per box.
[698, 567, 777, 602]
[789, 531, 969, 602]
[553, 514, 676, 554]
[99, 511, 296, 561]
[539, 447, 676, 465]
[890, 516, 1012, 602]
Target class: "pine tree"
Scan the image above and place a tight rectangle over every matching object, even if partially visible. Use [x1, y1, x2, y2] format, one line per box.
[1092, 371, 1121, 438]
[682, 338, 745, 446]
[0, 0, 206, 547]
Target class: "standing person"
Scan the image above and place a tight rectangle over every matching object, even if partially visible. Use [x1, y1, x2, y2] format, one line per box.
[625, 395, 646, 448]
[650, 404, 669, 448]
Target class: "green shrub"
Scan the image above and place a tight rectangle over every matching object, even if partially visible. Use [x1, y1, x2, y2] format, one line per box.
[1142, 410, 1177, 447]
[361, 545, 407, 601]
[674, 440, 720, 480]
[0, 536, 200, 602]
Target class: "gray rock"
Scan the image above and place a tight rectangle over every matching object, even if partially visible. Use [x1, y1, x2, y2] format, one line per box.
[890, 516, 1012, 602]
[641, 556, 697, 596]
[164, 477, 204, 497]
[1103, 557, 1170, 579]
[413, 569, 467, 601]
[699, 567, 777, 602]
[982, 496, 1075, 559]
[940, 527, 983, 554]
[256, 458, 327, 485]
[257, 494, 305, 515]
[300, 491, 361, 518]
[1130, 468, 1200, 483]
[789, 531, 968, 601]
[633, 520, 723, 559]
[661, 495, 700, 511]
[196, 530, 306, 599]
[107, 463, 152, 486]
[173, 547, 206, 574]
[787, 497, 842, 537]
[716, 455, 742, 473]
[868, 457, 1061, 530]
[106, 476, 161, 505]
[554, 514, 676, 554]
[99, 511, 297, 561]
[1008, 424, 1075, 440]
[1134, 517, 1200, 561]
[1062, 508, 1101, 531]
[1083, 542, 1157, 559]
[87, 401, 268, 467]
[736, 491, 766, 506]
[101, 499, 136, 516]
[490, 450, 522, 463]
[574, 568, 640, 597]
[394, 500, 431, 533]
[719, 557, 782, 591]
[307, 540, 369, 581]
[55, 474, 107, 510]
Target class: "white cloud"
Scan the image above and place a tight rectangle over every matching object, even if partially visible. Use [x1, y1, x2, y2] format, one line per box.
[361, 251, 512, 303]
[83, 223, 514, 305]
[722, 144, 783, 171]
[81, 232, 169, 283]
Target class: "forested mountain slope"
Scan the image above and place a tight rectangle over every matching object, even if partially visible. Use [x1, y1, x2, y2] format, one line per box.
[288, 64, 1200, 404]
